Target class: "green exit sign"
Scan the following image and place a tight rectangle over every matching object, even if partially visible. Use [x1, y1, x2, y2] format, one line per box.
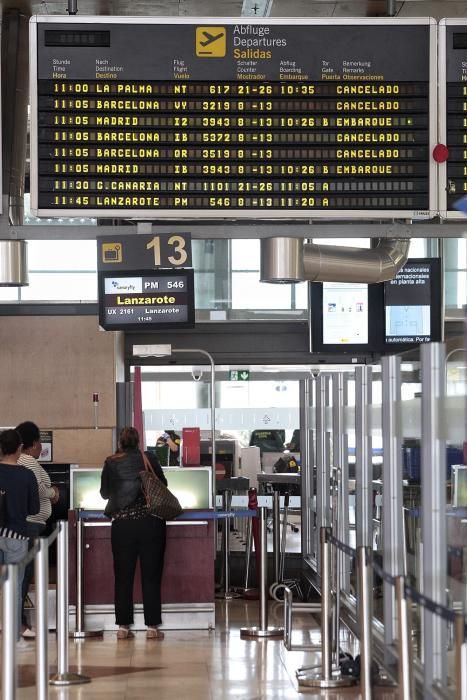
[229, 370, 250, 381]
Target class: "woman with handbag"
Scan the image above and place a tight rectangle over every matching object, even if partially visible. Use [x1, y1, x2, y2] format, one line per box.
[100, 426, 167, 640]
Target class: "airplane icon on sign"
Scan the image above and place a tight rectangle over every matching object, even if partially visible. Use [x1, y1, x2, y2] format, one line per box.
[196, 26, 226, 57]
[199, 30, 224, 46]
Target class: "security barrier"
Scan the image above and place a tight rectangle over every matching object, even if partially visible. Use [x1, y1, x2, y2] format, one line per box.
[0, 521, 90, 700]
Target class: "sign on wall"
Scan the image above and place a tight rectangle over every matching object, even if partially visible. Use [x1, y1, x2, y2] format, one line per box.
[97, 233, 192, 270]
[30, 16, 437, 219]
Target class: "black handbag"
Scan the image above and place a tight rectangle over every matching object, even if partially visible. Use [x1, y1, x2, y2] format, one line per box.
[140, 453, 183, 521]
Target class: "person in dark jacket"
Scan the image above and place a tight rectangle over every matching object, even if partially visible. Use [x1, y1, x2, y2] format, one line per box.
[0, 429, 40, 640]
[100, 426, 167, 640]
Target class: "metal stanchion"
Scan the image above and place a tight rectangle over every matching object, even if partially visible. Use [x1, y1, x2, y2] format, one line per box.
[358, 546, 373, 700]
[395, 576, 414, 700]
[35, 537, 50, 700]
[298, 528, 356, 689]
[240, 506, 283, 639]
[221, 492, 233, 600]
[2, 564, 18, 700]
[272, 490, 280, 584]
[49, 521, 90, 686]
[243, 488, 259, 599]
[455, 614, 467, 700]
[73, 511, 103, 638]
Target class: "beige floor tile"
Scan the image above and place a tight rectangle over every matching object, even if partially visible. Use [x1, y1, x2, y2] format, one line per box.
[11, 600, 398, 700]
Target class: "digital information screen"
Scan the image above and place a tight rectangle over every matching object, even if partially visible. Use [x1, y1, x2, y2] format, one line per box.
[322, 282, 368, 345]
[98, 268, 195, 331]
[30, 17, 437, 219]
[384, 262, 432, 344]
[439, 19, 467, 218]
[310, 258, 441, 355]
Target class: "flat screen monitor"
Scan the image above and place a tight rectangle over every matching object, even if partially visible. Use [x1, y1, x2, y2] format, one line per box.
[71, 466, 212, 511]
[383, 258, 442, 349]
[452, 465, 467, 507]
[310, 280, 382, 355]
[310, 258, 441, 356]
[98, 268, 195, 331]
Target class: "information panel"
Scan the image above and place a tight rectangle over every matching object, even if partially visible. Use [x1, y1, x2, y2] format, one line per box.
[384, 261, 432, 344]
[439, 19, 467, 218]
[30, 17, 437, 219]
[98, 268, 195, 331]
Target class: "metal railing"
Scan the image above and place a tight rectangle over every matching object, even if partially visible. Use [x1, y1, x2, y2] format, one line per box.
[0, 520, 91, 700]
[298, 528, 467, 700]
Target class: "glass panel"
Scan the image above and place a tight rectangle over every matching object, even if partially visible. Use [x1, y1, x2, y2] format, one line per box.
[20, 272, 97, 301]
[293, 282, 308, 309]
[232, 272, 291, 309]
[231, 239, 259, 270]
[408, 238, 427, 257]
[370, 368, 383, 624]
[141, 370, 302, 553]
[0, 287, 20, 301]
[446, 348, 467, 653]
[27, 240, 97, 271]
[400, 357, 423, 663]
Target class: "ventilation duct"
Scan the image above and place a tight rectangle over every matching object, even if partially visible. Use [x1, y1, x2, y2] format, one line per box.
[260, 237, 410, 284]
[0, 240, 28, 286]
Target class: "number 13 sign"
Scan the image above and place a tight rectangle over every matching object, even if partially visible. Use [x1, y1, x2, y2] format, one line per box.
[97, 233, 192, 271]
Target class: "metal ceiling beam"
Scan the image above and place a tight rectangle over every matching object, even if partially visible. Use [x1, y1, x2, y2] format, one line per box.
[0, 220, 466, 239]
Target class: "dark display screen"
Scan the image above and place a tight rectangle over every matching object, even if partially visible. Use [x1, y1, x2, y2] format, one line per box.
[384, 260, 434, 344]
[98, 268, 195, 331]
[31, 19, 435, 218]
[443, 22, 467, 216]
[310, 258, 441, 356]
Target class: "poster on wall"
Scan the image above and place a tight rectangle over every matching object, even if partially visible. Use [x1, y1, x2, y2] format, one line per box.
[38, 429, 53, 462]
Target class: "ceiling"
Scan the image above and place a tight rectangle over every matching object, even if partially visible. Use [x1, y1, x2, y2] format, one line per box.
[8, 0, 467, 20]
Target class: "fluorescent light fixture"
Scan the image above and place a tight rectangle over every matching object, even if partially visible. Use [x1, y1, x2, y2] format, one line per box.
[133, 344, 172, 357]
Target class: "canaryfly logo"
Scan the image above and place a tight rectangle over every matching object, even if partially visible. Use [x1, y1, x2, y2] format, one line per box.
[105, 277, 142, 294]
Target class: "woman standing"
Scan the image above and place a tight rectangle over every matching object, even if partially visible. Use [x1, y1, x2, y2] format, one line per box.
[100, 426, 167, 640]
[0, 429, 39, 639]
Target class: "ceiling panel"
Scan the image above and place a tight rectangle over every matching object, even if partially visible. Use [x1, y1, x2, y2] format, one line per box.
[14, 0, 467, 19]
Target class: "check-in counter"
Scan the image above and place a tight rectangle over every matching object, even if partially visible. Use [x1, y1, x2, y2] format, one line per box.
[68, 467, 215, 630]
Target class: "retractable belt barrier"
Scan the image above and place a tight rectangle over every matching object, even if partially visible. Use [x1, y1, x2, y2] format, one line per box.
[0, 521, 91, 700]
[326, 531, 467, 700]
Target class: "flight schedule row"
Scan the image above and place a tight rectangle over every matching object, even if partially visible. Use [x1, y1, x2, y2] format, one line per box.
[42, 96, 428, 114]
[40, 160, 428, 176]
[43, 81, 429, 98]
[40, 129, 428, 145]
[42, 194, 429, 210]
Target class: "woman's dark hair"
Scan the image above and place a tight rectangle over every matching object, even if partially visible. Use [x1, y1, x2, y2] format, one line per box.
[118, 426, 140, 451]
[0, 429, 22, 456]
[15, 421, 40, 450]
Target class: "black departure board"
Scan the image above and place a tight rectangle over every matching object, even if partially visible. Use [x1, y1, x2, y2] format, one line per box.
[440, 20, 467, 218]
[98, 268, 195, 330]
[30, 17, 437, 219]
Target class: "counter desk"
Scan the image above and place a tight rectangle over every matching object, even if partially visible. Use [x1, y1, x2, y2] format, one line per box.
[68, 466, 215, 630]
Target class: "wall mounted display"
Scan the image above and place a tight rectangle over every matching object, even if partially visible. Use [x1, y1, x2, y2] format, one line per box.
[30, 16, 437, 219]
[310, 258, 442, 355]
[98, 267, 195, 331]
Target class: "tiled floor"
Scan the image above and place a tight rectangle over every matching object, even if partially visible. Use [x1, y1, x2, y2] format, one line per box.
[14, 600, 398, 699]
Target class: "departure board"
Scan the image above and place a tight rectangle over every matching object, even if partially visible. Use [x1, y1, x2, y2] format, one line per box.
[98, 268, 195, 330]
[30, 17, 437, 219]
[439, 20, 467, 218]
